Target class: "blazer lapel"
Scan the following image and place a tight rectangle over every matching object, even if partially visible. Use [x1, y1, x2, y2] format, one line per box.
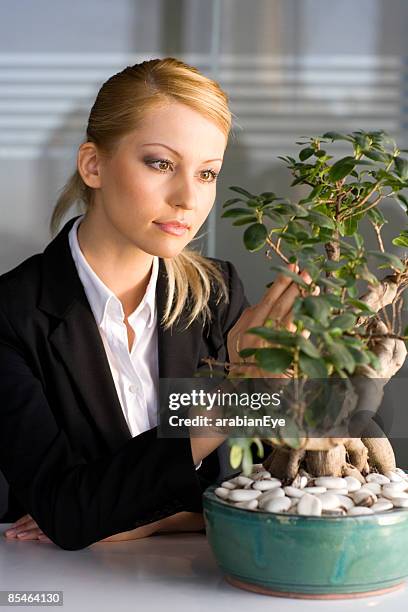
[38, 216, 132, 452]
[38, 216, 204, 452]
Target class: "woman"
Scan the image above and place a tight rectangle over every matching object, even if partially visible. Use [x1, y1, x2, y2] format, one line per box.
[0, 57, 311, 549]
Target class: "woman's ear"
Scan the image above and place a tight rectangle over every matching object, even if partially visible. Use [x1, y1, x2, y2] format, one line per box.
[77, 142, 102, 189]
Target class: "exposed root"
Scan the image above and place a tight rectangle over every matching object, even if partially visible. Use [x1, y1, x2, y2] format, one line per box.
[343, 438, 369, 472]
[263, 447, 305, 481]
[341, 463, 366, 483]
[305, 444, 347, 477]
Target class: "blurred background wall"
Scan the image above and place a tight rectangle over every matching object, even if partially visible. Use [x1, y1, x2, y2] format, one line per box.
[1, 0, 408, 512]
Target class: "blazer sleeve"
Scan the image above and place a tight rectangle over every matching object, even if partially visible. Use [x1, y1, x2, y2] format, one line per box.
[0, 307, 205, 551]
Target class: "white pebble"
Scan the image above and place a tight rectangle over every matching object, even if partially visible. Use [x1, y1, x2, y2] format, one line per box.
[336, 495, 355, 511]
[360, 483, 382, 495]
[262, 496, 291, 513]
[392, 497, 408, 508]
[284, 486, 306, 498]
[229, 489, 261, 502]
[381, 484, 408, 499]
[303, 486, 327, 494]
[291, 474, 308, 489]
[344, 476, 361, 492]
[372, 500, 394, 512]
[297, 493, 323, 516]
[352, 490, 377, 507]
[258, 488, 285, 507]
[334, 488, 349, 495]
[385, 471, 403, 483]
[316, 492, 341, 511]
[234, 499, 258, 510]
[249, 464, 264, 473]
[251, 471, 273, 481]
[230, 476, 253, 487]
[221, 480, 236, 490]
[366, 473, 390, 485]
[215, 487, 230, 500]
[252, 479, 282, 491]
[347, 506, 374, 516]
[314, 477, 347, 490]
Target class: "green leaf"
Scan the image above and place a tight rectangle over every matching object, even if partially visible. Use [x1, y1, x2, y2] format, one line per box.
[306, 210, 336, 229]
[392, 234, 408, 247]
[299, 147, 315, 161]
[269, 265, 309, 288]
[303, 296, 330, 325]
[343, 216, 358, 236]
[298, 337, 321, 358]
[251, 438, 264, 459]
[299, 354, 328, 378]
[230, 445, 243, 469]
[283, 202, 309, 217]
[327, 343, 356, 374]
[330, 313, 357, 331]
[246, 327, 297, 347]
[395, 193, 408, 213]
[367, 207, 387, 227]
[394, 157, 408, 181]
[367, 250, 405, 272]
[238, 347, 257, 358]
[229, 185, 255, 199]
[222, 197, 244, 208]
[243, 223, 268, 252]
[232, 215, 258, 226]
[347, 347, 370, 365]
[347, 299, 376, 314]
[322, 131, 353, 142]
[329, 157, 356, 181]
[242, 445, 253, 475]
[255, 348, 293, 373]
[221, 208, 252, 218]
[363, 150, 391, 163]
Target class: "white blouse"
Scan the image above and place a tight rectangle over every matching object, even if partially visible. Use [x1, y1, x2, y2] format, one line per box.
[68, 216, 201, 470]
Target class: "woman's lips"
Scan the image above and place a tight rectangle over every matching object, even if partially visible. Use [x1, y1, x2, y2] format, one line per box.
[154, 223, 189, 236]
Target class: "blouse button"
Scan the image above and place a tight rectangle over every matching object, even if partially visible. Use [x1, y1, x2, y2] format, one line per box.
[129, 384, 139, 393]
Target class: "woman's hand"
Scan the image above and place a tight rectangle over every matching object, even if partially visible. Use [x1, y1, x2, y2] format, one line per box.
[3, 514, 52, 543]
[227, 263, 317, 378]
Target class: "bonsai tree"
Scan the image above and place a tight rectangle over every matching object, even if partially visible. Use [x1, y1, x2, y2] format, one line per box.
[219, 130, 408, 482]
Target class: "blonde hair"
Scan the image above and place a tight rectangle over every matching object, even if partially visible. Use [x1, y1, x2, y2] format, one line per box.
[50, 57, 232, 330]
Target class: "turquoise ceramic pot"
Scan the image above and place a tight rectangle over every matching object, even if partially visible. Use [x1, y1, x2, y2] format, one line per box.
[203, 484, 408, 598]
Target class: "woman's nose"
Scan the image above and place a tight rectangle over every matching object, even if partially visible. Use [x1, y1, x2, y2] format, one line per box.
[168, 177, 197, 210]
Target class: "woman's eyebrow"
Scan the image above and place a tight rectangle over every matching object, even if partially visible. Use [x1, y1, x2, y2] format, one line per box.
[141, 142, 223, 163]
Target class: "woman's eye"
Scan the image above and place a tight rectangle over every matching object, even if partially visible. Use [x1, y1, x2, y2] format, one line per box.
[145, 158, 174, 172]
[146, 158, 219, 183]
[201, 170, 219, 183]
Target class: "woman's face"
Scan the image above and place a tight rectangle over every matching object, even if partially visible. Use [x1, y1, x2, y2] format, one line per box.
[81, 102, 227, 258]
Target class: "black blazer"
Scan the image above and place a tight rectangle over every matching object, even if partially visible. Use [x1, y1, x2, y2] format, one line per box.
[0, 216, 249, 550]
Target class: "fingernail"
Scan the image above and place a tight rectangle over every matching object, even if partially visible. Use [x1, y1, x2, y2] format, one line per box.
[5, 529, 16, 537]
[17, 531, 27, 538]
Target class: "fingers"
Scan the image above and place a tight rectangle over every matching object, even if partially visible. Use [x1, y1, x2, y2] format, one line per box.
[12, 514, 31, 528]
[253, 264, 299, 324]
[250, 269, 313, 330]
[4, 514, 50, 542]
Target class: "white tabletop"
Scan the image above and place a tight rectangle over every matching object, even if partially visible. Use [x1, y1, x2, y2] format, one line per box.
[0, 524, 407, 611]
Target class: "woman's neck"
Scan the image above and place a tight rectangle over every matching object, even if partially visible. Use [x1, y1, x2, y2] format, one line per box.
[77, 212, 155, 318]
